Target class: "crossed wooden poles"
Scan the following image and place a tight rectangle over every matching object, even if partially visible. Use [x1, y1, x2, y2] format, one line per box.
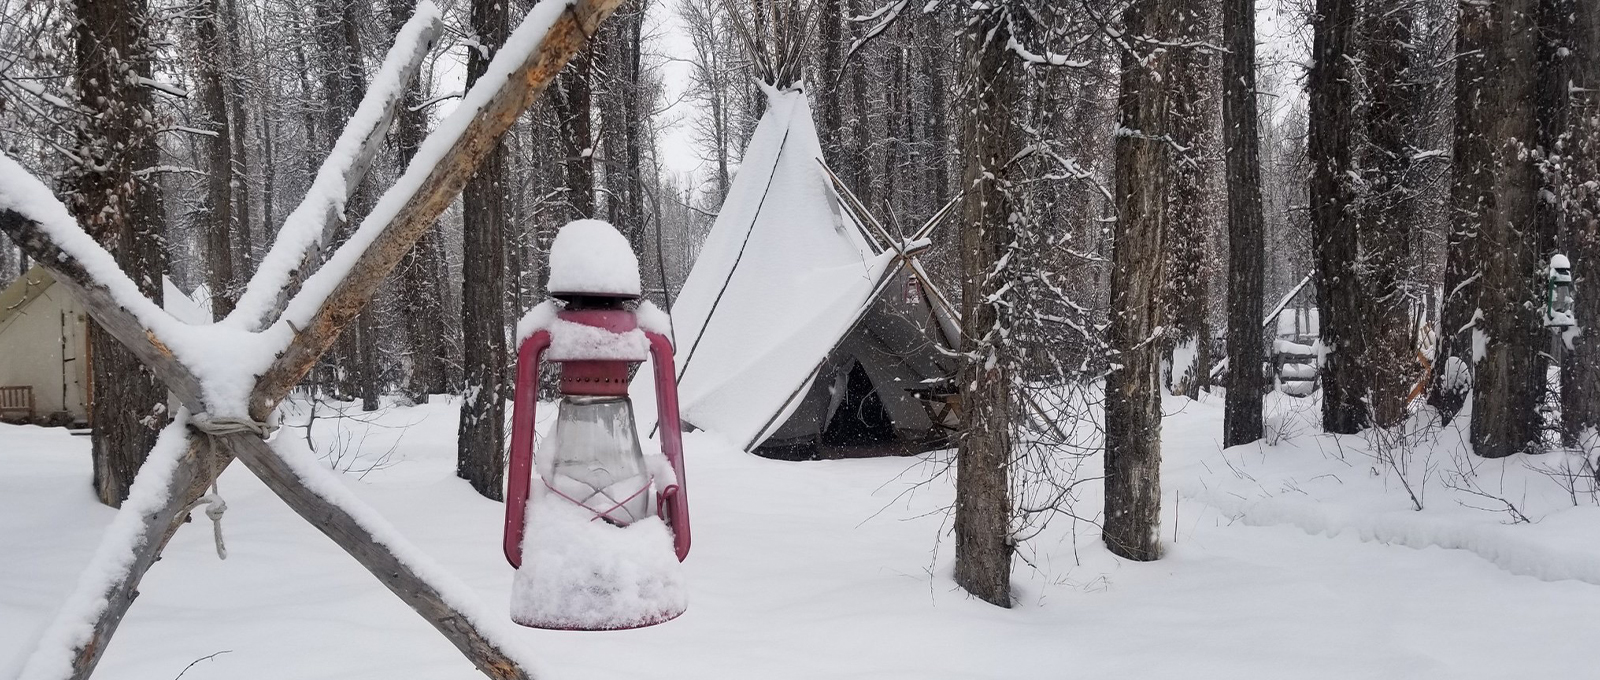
[0, 1, 620, 677]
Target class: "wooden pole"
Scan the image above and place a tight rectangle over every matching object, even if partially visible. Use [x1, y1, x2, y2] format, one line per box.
[0, 2, 624, 678]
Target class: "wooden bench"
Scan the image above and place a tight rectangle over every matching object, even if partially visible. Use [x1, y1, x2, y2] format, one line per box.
[0, 385, 34, 422]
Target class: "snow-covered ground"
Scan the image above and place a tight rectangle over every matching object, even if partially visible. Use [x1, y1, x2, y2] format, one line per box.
[3, 391, 1598, 679]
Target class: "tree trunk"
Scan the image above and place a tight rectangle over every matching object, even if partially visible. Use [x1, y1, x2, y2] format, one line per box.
[1222, 0, 1265, 446]
[622, 1, 646, 250]
[1309, 0, 1365, 434]
[223, 0, 252, 279]
[196, 0, 237, 319]
[1470, 0, 1543, 458]
[1562, 0, 1600, 439]
[326, 0, 381, 412]
[260, 95, 276, 254]
[1534, 0, 1572, 259]
[458, 0, 510, 499]
[952, 5, 1021, 608]
[847, 0, 873, 208]
[817, 0, 842, 163]
[554, 46, 595, 219]
[1105, 0, 1173, 562]
[1360, 3, 1419, 428]
[391, 0, 448, 400]
[69, 0, 169, 506]
[1431, 0, 1489, 419]
[1163, 0, 1215, 401]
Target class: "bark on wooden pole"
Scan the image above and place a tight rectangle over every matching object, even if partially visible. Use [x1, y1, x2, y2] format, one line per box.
[252, 0, 623, 418]
[1, 2, 623, 677]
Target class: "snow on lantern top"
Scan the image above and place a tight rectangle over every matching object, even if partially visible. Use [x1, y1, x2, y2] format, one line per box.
[547, 219, 642, 299]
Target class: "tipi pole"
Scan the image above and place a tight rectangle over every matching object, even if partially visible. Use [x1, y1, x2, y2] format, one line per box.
[1, 1, 622, 677]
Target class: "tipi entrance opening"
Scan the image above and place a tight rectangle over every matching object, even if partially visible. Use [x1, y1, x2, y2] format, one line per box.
[822, 360, 895, 446]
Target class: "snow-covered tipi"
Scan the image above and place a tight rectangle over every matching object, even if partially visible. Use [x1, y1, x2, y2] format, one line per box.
[636, 83, 960, 460]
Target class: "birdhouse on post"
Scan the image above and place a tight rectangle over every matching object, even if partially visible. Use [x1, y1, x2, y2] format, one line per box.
[505, 219, 690, 631]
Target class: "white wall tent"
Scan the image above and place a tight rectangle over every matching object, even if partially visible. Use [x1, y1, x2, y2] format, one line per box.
[0, 265, 212, 425]
[635, 84, 960, 460]
[0, 266, 89, 424]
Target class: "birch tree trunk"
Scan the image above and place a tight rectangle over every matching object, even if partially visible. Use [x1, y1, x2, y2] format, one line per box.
[1470, 0, 1543, 458]
[69, 0, 169, 506]
[952, 4, 1020, 608]
[1222, 0, 1265, 446]
[458, 0, 511, 499]
[1104, 0, 1174, 562]
[1310, 0, 1366, 434]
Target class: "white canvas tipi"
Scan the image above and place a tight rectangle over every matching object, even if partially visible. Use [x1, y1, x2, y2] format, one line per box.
[635, 84, 960, 459]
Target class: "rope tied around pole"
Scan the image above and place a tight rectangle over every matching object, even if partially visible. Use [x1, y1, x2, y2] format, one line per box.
[187, 413, 280, 560]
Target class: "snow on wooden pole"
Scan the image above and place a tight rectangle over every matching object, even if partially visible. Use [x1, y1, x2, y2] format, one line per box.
[219, 432, 548, 679]
[226, 6, 447, 332]
[0, 1, 625, 678]
[0, 7, 443, 676]
[252, 0, 623, 418]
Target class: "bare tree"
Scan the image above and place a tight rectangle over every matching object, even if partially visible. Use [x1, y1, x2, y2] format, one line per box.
[391, 0, 449, 400]
[68, 0, 170, 506]
[1468, 0, 1542, 458]
[553, 41, 595, 218]
[458, 0, 512, 499]
[680, 0, 735, 201]
[1359, 2, 1421, 427]
[194, 0, 237, 318]
[1310, 0, 1366, 434]
[1432, 0, 1488, 419]
[1563, 0, 1600, 439]
[1163, 0, 1216, 401]
[1104, 0, 1177, 562]
[1222, 0, 1265, 446]
[950, 1, 1025, 608]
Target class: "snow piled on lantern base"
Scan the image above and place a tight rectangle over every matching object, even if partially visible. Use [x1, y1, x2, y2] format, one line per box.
[510, 487, 685, 630]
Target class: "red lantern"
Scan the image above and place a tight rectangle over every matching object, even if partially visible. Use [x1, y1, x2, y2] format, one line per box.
[503, 222, 689, 631]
